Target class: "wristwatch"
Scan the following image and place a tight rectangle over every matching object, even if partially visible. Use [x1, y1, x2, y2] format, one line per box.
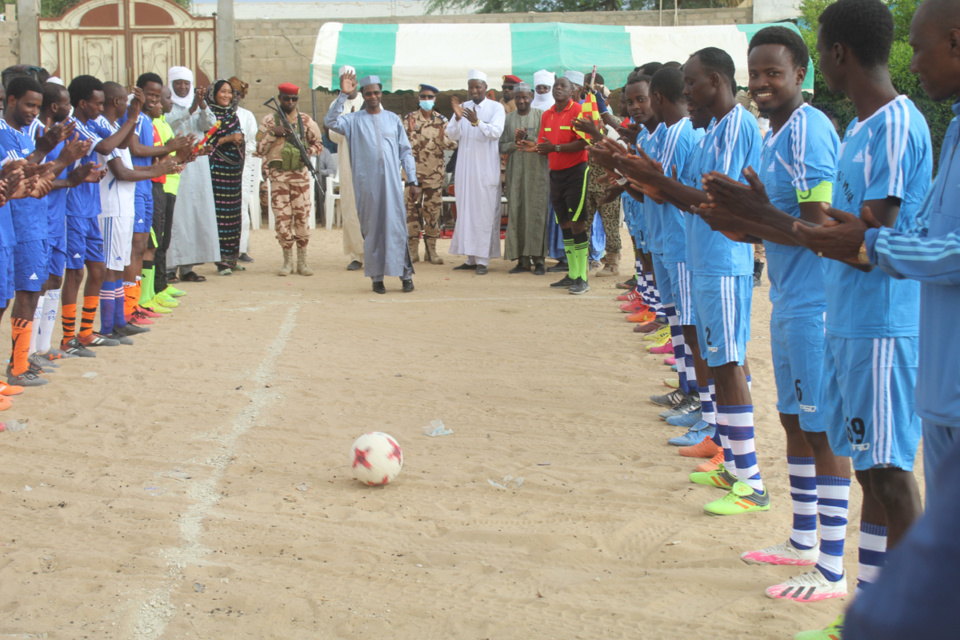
[405, 181, 417, 188]
[554, 144, 560, 153]
[857, 240, 870, 264]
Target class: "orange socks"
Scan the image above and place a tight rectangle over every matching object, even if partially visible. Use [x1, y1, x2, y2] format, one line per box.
[10, 318, 31, 376]
[124, 282, 139, 318]
[61, 302, 77, 344]
[78, 295, 98, 338]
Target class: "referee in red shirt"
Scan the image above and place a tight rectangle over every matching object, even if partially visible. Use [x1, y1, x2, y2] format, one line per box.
[535, 73, 590, 295]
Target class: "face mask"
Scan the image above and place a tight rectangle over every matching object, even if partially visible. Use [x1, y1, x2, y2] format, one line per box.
[419, 100, 435, 111]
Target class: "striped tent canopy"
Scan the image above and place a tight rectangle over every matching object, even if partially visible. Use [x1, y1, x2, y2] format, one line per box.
[311, 21, 814, 93]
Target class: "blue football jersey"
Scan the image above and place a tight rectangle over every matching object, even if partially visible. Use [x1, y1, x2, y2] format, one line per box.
[0, 119, 49, 243]
[685, 104, 761, 276]
[31, 120, 70, 239]
[129, 112, 155, 201]
[638, 122, 666, 255]
[66, 117, 119, 219]
[824, 96, 932, 338]
[660, 117, 704, 265]
[760, 104, 839, 318]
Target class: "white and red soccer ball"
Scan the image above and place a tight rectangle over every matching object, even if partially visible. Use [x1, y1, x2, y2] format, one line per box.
[351, 432, 403, 486]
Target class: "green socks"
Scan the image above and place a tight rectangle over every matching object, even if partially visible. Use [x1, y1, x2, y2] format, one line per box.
[139, 264, 156, 306]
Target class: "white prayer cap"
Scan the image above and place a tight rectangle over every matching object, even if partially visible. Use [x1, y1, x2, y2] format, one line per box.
[514, 82, 532, 93]
[467, 69, 487, 83]
[563, 70, 585, 86]
[533, 69, 554, 88]
[339, 65, 355, 78]
[359, 75, 381, 89]
[47, 76, 64, 86]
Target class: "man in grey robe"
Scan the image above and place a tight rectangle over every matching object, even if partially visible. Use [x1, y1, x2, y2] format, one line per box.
[499, 82, 549, 275]
[324, 73, 420, 294]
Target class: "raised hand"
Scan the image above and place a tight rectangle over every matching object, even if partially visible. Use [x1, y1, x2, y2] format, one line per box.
[57, 135, 91, 166]
[572, 116, 602, 141]
[450, 95, 464, 120]
[517, 140, 537, 153]
[700, 167, 771, 224]
[23, 162, 56, 178]
[156, 157, 179, 175]
[67, 161, 100, 187]
[339, 72, 358, 96]
[515, 127, 527, 143]
[30, 173, 54, 198]
[463, 106, 478, 124]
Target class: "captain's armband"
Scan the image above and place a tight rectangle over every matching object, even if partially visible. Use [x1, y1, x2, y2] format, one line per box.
[797, 180, 833, 204]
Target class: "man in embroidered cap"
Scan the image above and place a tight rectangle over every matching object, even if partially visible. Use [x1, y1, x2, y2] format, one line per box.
[500, 81, 549, 274]
[404, 82, 456, 264]
[326, 65, 366, 271]
[258, 82, 323, 276]
[325, 72, 420, 293]
[446, 69, 506, 275]
[500, 74, 521, 114]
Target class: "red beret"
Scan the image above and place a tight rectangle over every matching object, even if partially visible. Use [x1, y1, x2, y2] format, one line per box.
[502, 75, 522, 85]
[278, 83, 300, 95]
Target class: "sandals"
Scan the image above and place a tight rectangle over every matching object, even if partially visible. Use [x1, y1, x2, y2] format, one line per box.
[181, 271, 206, 282]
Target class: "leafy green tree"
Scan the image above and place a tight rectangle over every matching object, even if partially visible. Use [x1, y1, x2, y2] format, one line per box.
[41, 0, 189, 18]
[799, 0, 953, 166]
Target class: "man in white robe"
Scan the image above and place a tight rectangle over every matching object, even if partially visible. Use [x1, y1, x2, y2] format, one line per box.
[446, 69, 505, 275]
[165, 66, 219, 281]
[230, 76, 259, 263]
[324, 73, 420, 294]
[326, 65, 365, 271]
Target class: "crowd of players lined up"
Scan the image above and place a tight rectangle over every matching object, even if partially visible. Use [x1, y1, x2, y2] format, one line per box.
[574, 0, 957, 638]
[0, 71, 199, 415]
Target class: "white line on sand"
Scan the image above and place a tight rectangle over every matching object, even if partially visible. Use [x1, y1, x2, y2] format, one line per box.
[130, 303, 300, 640]
[365, 294, 610, 304]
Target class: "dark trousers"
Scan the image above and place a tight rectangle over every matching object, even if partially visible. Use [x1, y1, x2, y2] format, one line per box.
[152, 182, 176, 292]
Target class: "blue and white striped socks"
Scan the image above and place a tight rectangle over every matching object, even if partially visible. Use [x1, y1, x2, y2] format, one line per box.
[857, 522, 887, 595]
[787, 456, 818, 550]
[816, 475, 851, 582]
[723, 404, 762, 492]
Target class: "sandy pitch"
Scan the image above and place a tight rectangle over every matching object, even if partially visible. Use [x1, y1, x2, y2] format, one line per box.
[0, 227, 881, 639]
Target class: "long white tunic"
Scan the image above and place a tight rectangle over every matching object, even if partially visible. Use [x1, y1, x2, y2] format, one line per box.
[167, 106, 221, 268]
[445, 99, 506, 260]
[237, 105, 260, 253]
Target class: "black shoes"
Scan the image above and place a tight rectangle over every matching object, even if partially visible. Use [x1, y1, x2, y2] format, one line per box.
[508, 263, 530, 274]
[347, 260, 363, 271]
[547, 260, 568, 273]
[476, 265, 488, 275]
[372, 281, 386, 294]
[238, 253, 254, 263]
[533, 263, 546, 276]
[568, 278, 590, 295]
[453, 263, 477, 271]
[401, 278, 414, 293]
[550, 275, 576, 288]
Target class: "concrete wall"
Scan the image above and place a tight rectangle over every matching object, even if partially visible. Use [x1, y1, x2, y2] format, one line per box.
[0, 5, 22, 72]
[235, 7, 754, 122]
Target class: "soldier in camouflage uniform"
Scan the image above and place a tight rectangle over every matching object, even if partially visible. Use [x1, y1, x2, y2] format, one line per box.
[403, 83, 457, 264]
[256, 83, 324, 276]
[582, 155, 622, 274]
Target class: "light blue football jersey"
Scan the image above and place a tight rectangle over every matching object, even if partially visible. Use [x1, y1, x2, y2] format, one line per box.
[660, 117, 704, 265]
[637, 122, 666, 255]
[685, 104, 761, 276]
[824, 96, 932, 338]
[760, 104, 839, 318]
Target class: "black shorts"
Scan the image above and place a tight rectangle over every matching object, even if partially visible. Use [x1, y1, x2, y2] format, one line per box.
[549, 162, 589, 224]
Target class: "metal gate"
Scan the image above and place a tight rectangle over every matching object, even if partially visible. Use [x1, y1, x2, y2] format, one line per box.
[38, 0, 216, 87]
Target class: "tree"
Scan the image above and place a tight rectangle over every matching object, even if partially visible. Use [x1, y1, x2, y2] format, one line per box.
[799, 0, 953, 166]
[41, 0, 190, 18]
[424, 0, 731, 15]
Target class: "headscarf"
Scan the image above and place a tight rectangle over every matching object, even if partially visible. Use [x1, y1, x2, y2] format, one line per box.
[205, 79, 243, 164]
[168, 66, 194, 109]
[531, 69, 555, 111]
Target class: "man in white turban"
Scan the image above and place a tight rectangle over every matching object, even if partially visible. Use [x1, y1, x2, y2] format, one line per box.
[165, 66, 220, 281]
[446, 69, 506, 275]
[531, 69, 555, 111]
[326, 64, 366, 271]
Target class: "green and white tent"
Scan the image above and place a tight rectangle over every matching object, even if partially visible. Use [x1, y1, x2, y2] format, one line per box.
[310, 21, 814, 93]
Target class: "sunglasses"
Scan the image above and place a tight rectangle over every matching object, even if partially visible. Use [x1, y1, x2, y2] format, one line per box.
[281, 96, 299, 102]
[418, 94, 436, 99]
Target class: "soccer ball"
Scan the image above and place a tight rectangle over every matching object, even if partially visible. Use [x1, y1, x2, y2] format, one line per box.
[351, 432, 403, 486]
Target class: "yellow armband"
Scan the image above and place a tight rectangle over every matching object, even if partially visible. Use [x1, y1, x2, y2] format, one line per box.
[797, 180, 833, 204]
